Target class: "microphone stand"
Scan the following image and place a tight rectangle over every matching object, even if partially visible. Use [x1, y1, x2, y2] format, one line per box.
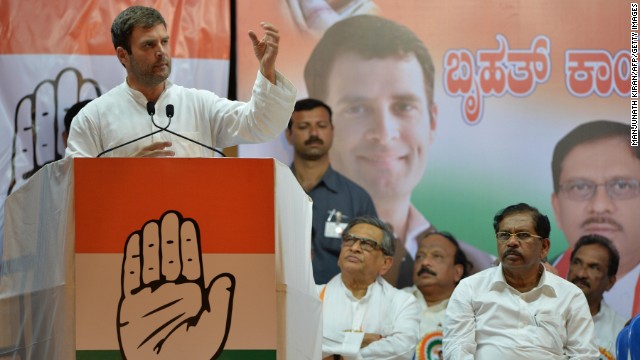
[96, 114, 171, 158]
[152, 105, 226, 157]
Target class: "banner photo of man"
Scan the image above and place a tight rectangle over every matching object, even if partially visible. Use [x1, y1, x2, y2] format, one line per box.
[235, 0, 635, 319]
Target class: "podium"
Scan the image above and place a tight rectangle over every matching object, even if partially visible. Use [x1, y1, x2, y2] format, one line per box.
[0, 157, 321, 359]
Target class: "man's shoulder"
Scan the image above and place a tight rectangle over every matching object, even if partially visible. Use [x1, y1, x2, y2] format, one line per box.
[93, 82, 126, 102]
[598, 301, 628, 327]
[461, 265, 497, 283]
[327, 167, 372, 197]
[74, 84, 125, 120]
[451, 266, 502, 298]
[379, 278, 416, 303]
[544, 270, 584, 296]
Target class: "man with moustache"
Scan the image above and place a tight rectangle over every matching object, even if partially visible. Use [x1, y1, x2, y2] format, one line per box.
[286, 98, 377, 284]
[405, 231, 471, 359]
[304, 14, 493, 288]
[318, 215, 419, 359]
[567, 234, 626, 358]
[551, 120, 640, 319]
[443, 203, 598, 359]
[66, 5, 296, 158]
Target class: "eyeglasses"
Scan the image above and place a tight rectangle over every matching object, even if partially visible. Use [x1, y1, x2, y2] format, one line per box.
[496, 231, 543, 242]
[342, 233, 389, 255]
[558, 179, 640, 201]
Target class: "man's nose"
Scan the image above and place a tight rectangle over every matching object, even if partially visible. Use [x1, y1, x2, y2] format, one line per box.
[365, 107, 400, 143]
[157, 43, 168, 57]
[505, 235, 520, 247]
[574, 265, 589, 278]
[587, 185, 616, 214]
[348, 240, 363, 252]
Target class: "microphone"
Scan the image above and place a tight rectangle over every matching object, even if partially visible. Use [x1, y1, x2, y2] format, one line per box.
[147, 102, 156, 116]
[148, 104, 226, 157]
[96, 101, 168, 157]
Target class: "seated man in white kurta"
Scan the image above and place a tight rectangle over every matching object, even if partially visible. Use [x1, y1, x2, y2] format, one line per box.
[404, 231, 472, 359]
[566, 234, 627, 358]
[318, 215, 419, 360]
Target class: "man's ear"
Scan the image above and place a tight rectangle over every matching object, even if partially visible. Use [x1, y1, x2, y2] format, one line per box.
[453, 263, 464, 283]
[551, 192, 565, 233]
[116, 47, 129, 67]
[429, 102, 438, 132]
[606, 274, 617, 291]
[540, 238, 551, 260]
[378, 256, 394, 276]
[285, 127, 293, 145]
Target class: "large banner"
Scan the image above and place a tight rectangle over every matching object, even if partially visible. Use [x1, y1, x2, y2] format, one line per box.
[236, 0, 637, 319]
[0, 0, 231, 260]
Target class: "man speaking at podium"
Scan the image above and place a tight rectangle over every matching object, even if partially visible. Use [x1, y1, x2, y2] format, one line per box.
[65, 5, 296, 158]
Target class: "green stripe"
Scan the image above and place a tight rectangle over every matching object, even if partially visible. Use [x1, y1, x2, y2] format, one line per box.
[76, 350, 276, 360]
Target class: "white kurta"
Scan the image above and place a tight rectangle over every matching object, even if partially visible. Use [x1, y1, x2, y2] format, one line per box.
[443, 264, 599, 360]
[404, 285, 448, 336]
[593, 301, 627, 358]
[318, 275, 419, 360]
[66, 71, 296, 158]
[404, 285, 448, 359]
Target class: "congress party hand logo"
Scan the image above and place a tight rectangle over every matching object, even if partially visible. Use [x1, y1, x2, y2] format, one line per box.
[117, 211, 235, 360]
[9, 67, 100, 194]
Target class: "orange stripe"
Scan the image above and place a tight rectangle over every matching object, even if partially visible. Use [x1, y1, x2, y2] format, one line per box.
[0, 0, 230, 59]
[75, 158, 274, 254]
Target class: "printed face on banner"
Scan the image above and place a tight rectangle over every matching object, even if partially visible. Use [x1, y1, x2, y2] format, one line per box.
[326, 52, 436, 200]
[552, 137, 640, 277]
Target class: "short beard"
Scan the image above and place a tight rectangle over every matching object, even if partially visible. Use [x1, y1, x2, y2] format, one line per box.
[131, 56, 171, 88]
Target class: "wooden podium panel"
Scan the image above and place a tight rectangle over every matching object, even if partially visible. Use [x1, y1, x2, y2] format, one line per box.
[75, 158, 277, 359]
[1, 157, 320, 360]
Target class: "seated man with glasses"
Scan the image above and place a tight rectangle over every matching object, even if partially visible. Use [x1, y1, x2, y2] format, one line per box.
[318, 215, 419, 360]
[550, 120, 640, 320]
[567, 234, 627, 359]
[443, 203, 598, 359]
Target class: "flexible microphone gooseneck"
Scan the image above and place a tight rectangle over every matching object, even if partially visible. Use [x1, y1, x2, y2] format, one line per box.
[96, 102, 170, 157]
[150, 104, 226, 157]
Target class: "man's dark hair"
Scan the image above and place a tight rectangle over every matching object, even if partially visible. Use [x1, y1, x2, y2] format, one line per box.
[421, 231, 473, 282]
[111, 6, 166, 53]
[552, 120, 638, 192]
[343, 215, 395, 256]
[304, 15, 436, 115]
[493, 203, 551, 239]
[288, 98, 333, 130]
[64, 99, 93, 134]
[571, 234, 620, 278]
